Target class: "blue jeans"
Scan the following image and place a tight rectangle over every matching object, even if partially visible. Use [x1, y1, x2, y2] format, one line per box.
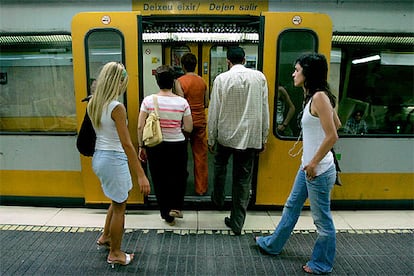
[256, 165, 336, 274]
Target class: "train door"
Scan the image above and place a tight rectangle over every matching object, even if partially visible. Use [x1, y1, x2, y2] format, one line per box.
[140, 14, 262, 204]
[144, 42, 236, 200]
[256, 12, 333, 206]
[72, 12, 144, 204]
[157, 42, 260, 201]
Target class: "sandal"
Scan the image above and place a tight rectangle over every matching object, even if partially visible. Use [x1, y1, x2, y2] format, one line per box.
[302, 265, 314, 274]
[96, 240, 111, 250]
[107, 253, 134, 268]
[169, 210, 183, 218]
[302, 264, 330, 275]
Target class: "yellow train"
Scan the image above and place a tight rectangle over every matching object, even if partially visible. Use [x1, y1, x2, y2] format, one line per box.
[1, 6, 413, 208]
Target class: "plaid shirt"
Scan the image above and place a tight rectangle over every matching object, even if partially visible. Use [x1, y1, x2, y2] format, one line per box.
[208, 64, 269, 150]
[344, 117, 368, 134]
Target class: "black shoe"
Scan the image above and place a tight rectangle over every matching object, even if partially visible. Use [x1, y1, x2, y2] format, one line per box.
[224, 217, 241, 235]
[224, 217, 232, 228]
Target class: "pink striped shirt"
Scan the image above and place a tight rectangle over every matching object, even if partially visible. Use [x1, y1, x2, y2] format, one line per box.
[141, 95, 191, 142]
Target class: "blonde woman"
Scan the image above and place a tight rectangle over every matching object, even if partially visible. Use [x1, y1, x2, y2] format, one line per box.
[88, 62, 150, 267]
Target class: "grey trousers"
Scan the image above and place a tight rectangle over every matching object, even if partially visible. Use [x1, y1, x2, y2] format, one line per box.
[211, 143, 257, 232]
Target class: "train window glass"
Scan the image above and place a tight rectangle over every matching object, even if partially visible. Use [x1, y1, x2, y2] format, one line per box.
[171, 46, 190, 76]
[86, 30, 125, 103]
[275, 30, 318, 138]
[209, 44, 259, 91]
[338, 51, 414, 136]
[0, 34, 75, 133]
[329, 49, 342, 105]
[210, 45, 228, 89]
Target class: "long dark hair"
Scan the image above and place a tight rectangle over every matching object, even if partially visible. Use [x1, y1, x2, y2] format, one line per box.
[295, 53, 336, 108]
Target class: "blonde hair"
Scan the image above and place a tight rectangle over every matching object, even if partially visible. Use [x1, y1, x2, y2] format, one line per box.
[87, 62, 128, 128]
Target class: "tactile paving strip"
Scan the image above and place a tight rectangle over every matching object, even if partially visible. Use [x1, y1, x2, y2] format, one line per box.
[1, 227, 412, 275]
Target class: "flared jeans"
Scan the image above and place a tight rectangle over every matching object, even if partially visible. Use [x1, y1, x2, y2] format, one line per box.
[256, 164, 336, 274]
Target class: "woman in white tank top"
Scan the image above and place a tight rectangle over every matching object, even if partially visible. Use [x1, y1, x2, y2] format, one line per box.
[255, 53, 341, 275]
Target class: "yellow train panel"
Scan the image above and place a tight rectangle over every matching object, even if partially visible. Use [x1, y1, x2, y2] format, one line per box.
[257, 12, 333, 206]
[1, 117, 76, 132]
[331, 173, 414, 200]
[1, 170, 83, 198]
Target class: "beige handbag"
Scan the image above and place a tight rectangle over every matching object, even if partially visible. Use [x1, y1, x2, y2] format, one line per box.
[143, 95, 163, 147]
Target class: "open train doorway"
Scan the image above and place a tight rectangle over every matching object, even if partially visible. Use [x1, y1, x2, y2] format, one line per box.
[139, 16, 261, 206]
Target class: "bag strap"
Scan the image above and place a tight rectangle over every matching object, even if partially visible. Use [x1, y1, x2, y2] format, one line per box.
[152, 95, 160, 116]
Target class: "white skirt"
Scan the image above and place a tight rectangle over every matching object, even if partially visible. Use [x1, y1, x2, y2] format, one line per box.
[92, 150, 132, 203]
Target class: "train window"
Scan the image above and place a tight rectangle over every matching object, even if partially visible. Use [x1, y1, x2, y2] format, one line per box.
[210, 45, 228, 89]
[275, 30, 318, 138]
[0, 34, 75, 133]
[209, 44, 259, 90]
[337, 50, 414, 136]
[85, 30, 125, 102]
[171, 46, 190, 75]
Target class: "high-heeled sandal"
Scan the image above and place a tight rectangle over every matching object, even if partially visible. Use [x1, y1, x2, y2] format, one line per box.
[107, 253, 134, 268]
[96, 240, 110, 250]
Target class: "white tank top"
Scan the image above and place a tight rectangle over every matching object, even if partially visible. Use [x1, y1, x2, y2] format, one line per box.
[301, 99, 333, 176]
[95, 100, 124, 152]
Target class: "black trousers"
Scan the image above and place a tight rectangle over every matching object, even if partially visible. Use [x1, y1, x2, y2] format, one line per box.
[147, 141, 188, 222]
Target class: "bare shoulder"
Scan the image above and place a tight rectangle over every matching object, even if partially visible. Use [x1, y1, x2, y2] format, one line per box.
[111, 103, 126, 121]
[313, 91, 330, 103]
[113, 102, 126, 112]
[278, 86, 288, 96]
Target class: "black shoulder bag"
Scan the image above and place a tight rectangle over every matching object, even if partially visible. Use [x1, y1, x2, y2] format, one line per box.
[76, 96, 96, 157]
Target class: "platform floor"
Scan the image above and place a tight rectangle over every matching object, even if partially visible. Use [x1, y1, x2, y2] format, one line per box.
[1, 206, 413, 275]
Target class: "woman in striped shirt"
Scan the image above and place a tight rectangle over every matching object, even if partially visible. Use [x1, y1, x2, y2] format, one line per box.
[138, 65, 193, 226]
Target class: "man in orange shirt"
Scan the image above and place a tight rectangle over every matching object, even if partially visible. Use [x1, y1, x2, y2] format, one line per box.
[177, 53, 209, 195]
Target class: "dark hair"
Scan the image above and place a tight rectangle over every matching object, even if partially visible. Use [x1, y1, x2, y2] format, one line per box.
[155, 65, 175, 89]
[295, 53, 336, 107]
[173, 66, 184, 79]
[227, 46, 245, 64]
[181, 53, 197, 72]
[353, 109, 364, 117]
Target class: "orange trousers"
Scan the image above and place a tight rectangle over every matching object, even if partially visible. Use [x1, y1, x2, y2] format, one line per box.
[189, 126, 208, 195]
